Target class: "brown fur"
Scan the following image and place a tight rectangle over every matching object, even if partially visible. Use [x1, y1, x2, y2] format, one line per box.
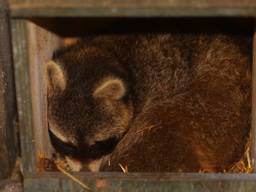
[47, 33, 251, 172]
[47, 44, 134, 161]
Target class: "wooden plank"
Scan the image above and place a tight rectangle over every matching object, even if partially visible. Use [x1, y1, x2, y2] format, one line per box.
[24, 172, 256, 192]
[11, 19, 36, 173]
[0, 0, 17, 180]
[253, 21, 256, 172]
[26, 21, 62, 160]
[9, 0, 256, 18]
[11, 19, 64, 173]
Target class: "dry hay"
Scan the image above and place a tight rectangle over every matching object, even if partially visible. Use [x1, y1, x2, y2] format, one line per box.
[118, 163, 128, 173]
[38, 153, 91, 190]
[228, 134, 253, 173]
[39, 133, 253, 174]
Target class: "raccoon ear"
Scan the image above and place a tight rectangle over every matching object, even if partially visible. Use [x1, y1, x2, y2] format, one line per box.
[46, 60, 66, 95]
[93, 77, 126, 100]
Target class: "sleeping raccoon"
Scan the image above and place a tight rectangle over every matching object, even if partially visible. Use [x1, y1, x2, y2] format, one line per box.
[47, 33, 251, 172]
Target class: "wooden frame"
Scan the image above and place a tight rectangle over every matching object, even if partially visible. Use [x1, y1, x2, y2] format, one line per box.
[23, 173, 256, 191]
[252, 20, 256, 172]
[8, 0, 256, 17]
[0, 0, 17, 180]
[11, 19, 62, 172]
[9, 1, 256, 191]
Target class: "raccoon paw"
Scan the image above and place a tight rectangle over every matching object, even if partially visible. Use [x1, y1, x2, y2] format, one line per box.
[54, 156, 71, 172]
[65, 156, 82, 172]
[53, 154, 82, 172]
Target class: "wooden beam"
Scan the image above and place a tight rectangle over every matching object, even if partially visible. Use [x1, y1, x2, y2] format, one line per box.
[11, 19, 36, 173]
[0, 0, 17, 180]
[26, 20, 62, 160]
[11, 19, 63, 173]
[253, 21, 256, 172]
[9, 0, 256, 18]
[24, 172, 256, 192]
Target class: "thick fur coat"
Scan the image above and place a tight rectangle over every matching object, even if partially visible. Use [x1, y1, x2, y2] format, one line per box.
[47, 33, 251, 172]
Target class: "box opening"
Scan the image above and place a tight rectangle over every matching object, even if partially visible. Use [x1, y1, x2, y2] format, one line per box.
[23, 17, 254, 173]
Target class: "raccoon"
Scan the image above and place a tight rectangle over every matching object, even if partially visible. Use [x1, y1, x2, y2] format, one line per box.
[47, 33, 251, 172]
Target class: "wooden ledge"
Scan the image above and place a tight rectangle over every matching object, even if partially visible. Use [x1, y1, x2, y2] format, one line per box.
[9, 0, 256, 18]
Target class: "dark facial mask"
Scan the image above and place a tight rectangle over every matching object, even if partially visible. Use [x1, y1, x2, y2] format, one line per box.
[48, 128, 118, 160]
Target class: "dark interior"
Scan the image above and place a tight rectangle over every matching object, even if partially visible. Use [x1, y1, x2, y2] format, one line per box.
[30, 17, 254, 37]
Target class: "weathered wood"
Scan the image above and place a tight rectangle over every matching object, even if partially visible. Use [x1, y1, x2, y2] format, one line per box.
[9, 0, 256, 18]
[11, 19, 36, 173]
[253, 21, 256, 172]
[0, 0, 17, 180]
[26, 21, 62, 160]
[11, 19, 62, 173]
[24, 172, 256, 192]
[0, 179, 22, 192]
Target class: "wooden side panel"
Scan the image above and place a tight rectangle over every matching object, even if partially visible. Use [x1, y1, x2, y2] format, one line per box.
[253, 22, 256, 172]
[26, 21, 62, 159]
[12, 19, 62, 172]
[9, 0, 256, 17]
[24, 173, 256, 192]
[11, 19, 36, 173]
[9, 0, 256, 9]
[0, 0, 17, 180]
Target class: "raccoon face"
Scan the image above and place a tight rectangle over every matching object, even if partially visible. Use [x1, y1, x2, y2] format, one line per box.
[46, 49, 133, 160]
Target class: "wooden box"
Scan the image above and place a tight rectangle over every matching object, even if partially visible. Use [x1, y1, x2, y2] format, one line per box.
[9, 0, 256, 191]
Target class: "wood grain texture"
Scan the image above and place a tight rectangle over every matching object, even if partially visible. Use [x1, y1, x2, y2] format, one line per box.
[0, 0, 17, 180]
[252, 22, 256, 172]
[26, 21, 62, 160]
[24, 172, 256, 192]
[9, 0, 256, 17]
[11, 19, 63, 173]
[11, 19, 36, 173]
